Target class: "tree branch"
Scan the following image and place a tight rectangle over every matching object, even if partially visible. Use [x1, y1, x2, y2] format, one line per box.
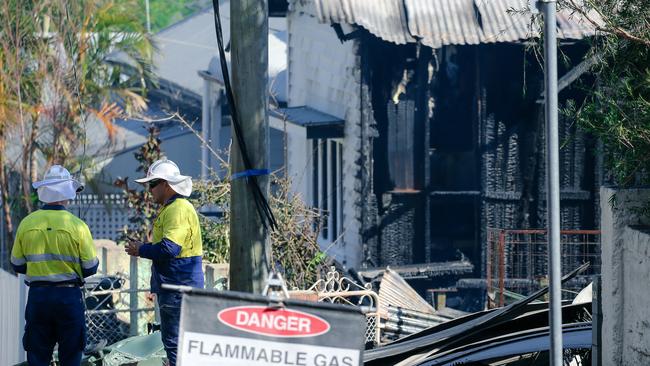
[565, 0, 650, 46]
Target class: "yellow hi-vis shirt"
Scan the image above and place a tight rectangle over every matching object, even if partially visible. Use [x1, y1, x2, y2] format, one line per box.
[147, 197, 203, 292]
[152, 198, 202, 258]
[11, 207, 98, 284]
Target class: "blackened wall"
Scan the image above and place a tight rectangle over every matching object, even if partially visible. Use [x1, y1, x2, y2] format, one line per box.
[359, 35, 598, 276]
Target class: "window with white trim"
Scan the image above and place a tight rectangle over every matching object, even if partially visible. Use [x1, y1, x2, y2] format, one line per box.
[312, 139, 343, 242]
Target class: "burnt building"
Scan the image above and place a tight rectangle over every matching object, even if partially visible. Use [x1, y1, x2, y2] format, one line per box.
[277, 0, 601, 295]
[360, 38, 599, 275]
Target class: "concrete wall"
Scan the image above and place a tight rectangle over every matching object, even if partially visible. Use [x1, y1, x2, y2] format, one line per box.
[0, 269, 27, 365]
[600, 187, 650, 365]
[287, 0, 363, 266]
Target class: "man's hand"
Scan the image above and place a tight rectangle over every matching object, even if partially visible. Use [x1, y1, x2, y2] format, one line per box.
[125, 240, 143, 256]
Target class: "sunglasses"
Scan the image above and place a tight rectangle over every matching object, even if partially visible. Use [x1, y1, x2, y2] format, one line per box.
[148, 179, 164, 189]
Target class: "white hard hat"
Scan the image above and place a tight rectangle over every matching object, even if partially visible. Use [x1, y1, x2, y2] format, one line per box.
[135, 159, 192, 196]
[32, 165, 84, 203]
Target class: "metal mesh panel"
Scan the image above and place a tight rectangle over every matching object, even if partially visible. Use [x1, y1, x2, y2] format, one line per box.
[84, 271, 156, 346]
[365, 315, 378, 344]
[486, 228, 600, 307]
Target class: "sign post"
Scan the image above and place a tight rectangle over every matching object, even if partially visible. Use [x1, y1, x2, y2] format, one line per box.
[169, 286, 367, 366]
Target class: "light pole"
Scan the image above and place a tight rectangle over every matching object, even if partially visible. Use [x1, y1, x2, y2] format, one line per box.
[538, 0, 563, 364]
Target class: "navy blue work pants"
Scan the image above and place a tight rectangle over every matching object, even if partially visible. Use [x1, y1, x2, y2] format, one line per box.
[158, 291, 182, 366]
[24, 287, 86, 366]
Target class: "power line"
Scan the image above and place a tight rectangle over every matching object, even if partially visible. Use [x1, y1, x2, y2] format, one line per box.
[210, 0, 278, 232]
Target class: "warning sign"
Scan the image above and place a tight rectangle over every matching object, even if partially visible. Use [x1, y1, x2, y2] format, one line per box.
[218, 306, 331, 337]
[182, 333, 359, 366]
[177, 289, 366, 366]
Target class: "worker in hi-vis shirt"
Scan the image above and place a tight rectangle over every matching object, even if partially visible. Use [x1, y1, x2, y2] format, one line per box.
[11, 165, 99, 366]
[125, 159, 204, 366]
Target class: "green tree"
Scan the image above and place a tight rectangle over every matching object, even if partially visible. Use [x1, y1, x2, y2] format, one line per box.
[146, 0, 211, 32]
[116, 0, 211, 33]
[561, 0, 650, 186]
[0, 0, 154, 265]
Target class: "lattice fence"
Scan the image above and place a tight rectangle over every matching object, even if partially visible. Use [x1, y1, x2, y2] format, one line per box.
[70, 194, 131, 241]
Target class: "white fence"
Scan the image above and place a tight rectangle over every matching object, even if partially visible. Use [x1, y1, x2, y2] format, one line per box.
[0, 269, 27, 365]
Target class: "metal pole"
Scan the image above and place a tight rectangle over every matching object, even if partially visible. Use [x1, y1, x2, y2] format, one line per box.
[592, 275, 602, 366]
[201, 79, 213, 180]
[539, 0, 563, 364]
[206, 265, 215, 289]
[145, 0, 151, 33]
[229, 0, 270, 293]
[101, 247, 108, 275]
[129, 256, 139, 336]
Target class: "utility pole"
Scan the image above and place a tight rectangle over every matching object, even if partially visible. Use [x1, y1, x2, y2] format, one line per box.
[538, 0, 563, 364]
[229, 0, 270, 293]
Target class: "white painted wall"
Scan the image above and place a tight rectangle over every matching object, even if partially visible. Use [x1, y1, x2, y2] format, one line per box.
[600, 187, 650, 365]
[287, 0, 363, 267]
[287, 2, 358, 118]
[270, 115, 310, 199]
[0, 270, 27, 365]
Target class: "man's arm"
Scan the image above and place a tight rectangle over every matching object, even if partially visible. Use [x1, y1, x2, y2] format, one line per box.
[10, 259, 27, 274]
[131, 207, 186, 260]
[137, 238, 182, 259]
[10, 226, 27, 274]
[79, 224, 99, 278]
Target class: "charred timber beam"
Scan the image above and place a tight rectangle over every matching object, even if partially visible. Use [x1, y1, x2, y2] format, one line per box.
[359, 260, 474, 280]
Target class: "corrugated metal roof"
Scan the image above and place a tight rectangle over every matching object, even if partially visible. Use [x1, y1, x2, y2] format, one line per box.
[478, 0, 537, 44]
[407, 0, 482, 47]
[378, 268, 437, 315]
[315, 0, 412, 44]
[314, 0, 602, 48]
[556, 8, 600, 39]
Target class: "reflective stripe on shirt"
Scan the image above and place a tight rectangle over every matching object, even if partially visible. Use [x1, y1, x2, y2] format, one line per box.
[82, 257, 99, 269]
[11, 208, 98, 284]
[24, 253, 79, 263]
[26, 272, 81, 282]
[10, 255, 26, 266]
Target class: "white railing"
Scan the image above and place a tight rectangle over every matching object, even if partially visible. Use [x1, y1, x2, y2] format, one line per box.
[304, 267, 382, 346]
